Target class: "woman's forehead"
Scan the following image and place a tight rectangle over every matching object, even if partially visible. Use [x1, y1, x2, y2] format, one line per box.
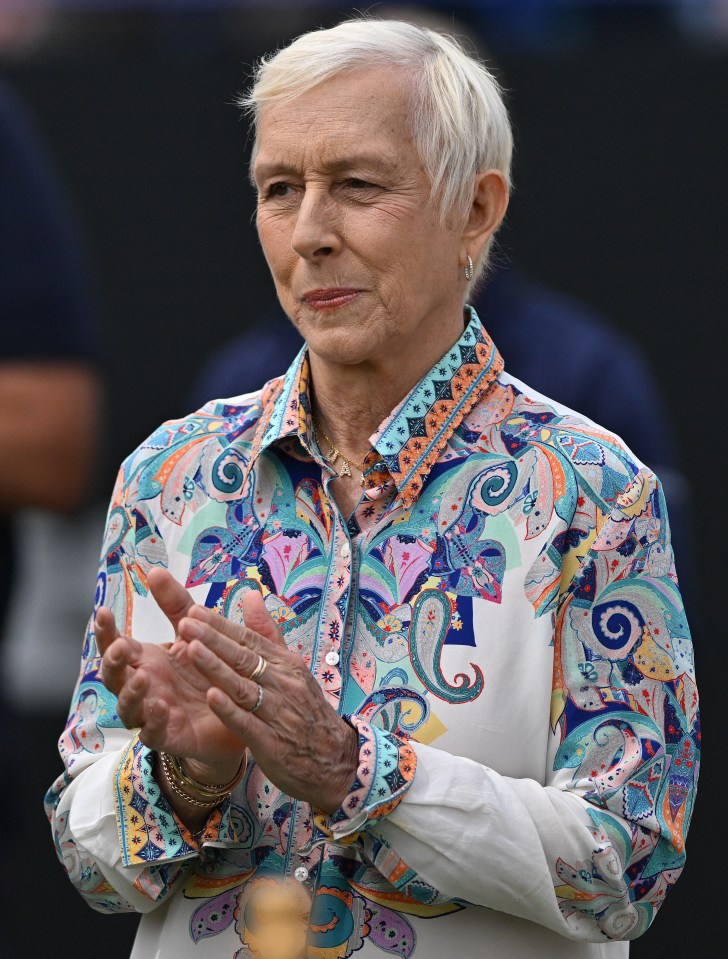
[254, 73, 416, 178]
[256, 67, 413, 138]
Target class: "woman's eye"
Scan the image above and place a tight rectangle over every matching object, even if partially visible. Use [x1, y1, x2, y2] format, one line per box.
[266, 182, 293, 198]
[346, 179, 375, 189]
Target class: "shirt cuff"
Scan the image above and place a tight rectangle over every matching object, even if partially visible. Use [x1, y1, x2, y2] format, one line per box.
[310, 714, 417, 847]
[114, 734, 236, 868]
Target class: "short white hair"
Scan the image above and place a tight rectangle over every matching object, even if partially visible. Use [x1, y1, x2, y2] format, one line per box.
[240, 17, 512, 265]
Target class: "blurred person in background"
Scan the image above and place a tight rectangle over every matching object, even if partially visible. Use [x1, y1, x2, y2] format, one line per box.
[46, 18, 698, 959]
[0, 77, 123, 950]
[0, 0, 53, 60]
[0, 77, 100, 749]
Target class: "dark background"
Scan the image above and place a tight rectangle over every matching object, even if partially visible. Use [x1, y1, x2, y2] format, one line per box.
[2, 1, 724, 955]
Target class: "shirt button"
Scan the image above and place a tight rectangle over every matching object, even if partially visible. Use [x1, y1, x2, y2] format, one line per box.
[325, 650, 340, 667]
[340, 541, 351, 560]
[294, 866, 309, 883]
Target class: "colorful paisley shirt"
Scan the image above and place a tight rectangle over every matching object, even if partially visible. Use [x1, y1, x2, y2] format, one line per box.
[46, 309, 699, 959]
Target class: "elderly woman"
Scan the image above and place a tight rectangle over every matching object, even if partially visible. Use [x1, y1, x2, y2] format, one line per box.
[46, 19, 698, 959]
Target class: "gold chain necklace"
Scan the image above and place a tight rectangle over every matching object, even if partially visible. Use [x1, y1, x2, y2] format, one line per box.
[312, 416, 367, 486]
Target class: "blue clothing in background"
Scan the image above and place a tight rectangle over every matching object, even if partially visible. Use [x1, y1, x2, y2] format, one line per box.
[0, 83, 98, 364]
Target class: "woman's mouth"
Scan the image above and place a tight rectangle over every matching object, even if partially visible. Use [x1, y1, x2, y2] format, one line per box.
[302, 288, 361, 310]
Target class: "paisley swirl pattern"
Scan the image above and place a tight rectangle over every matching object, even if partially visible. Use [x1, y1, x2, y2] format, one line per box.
[409, 590, 484, 703]
[211, 447, 248, 494]
[592, 601, 644, 656]
[357, 686, 430, 735]
[468, 458, 519, 514]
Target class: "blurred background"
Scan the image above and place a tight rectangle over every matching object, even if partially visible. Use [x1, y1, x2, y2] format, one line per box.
[0, 0, 724, 954]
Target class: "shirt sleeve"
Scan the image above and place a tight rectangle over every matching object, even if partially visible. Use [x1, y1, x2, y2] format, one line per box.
[43, 467, 233, 914]
[309, 715, 417, 847]
[356, 468, 699, 943]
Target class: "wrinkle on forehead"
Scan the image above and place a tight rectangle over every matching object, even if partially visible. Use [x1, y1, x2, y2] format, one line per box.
[253, 68, 420, 181]
[254, 142, 409, 182]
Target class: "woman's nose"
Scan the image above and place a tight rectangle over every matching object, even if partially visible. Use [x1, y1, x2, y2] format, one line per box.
[290, 190, 340, 260]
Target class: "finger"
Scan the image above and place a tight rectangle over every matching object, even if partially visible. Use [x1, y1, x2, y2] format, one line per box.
[136, 698, 171, 752]
[187, 599, 286, 655]
[100, 635, 145, 695]
[183, 607, 267, 659]
[207, 685, 264, 742]
[180, 616, 280, 687]
[116, 667, 153, 729]
[147, 567, 195, 632]
[241, 591, 288, 650]
[94, 606, 120, 656]
[187, 638, 262, 708]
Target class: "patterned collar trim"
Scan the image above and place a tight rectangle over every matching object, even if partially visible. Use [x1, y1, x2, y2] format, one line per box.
[369, 307, 502, 507]
[246, 344, 313, 472]
[245, 308, 502, 507]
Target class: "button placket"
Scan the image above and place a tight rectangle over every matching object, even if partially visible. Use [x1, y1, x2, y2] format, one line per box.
[321, 528, 352, 671]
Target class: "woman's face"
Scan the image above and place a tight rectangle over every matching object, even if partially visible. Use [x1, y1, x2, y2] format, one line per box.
[253, 67, 472, 371]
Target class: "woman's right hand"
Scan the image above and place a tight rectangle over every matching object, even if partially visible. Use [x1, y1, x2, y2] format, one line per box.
[95, 567, 246, 784]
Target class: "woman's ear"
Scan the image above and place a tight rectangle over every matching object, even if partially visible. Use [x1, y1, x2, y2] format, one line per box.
[461, 169, 509, 262]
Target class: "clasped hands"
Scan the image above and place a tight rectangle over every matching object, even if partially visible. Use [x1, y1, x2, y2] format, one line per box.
[95, 568, 358, 815]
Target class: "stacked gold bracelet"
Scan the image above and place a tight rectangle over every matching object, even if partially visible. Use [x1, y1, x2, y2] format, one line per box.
[159, 751, 247, 809]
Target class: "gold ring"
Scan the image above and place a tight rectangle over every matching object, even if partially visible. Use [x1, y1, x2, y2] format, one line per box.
[249, 654, 268, 683]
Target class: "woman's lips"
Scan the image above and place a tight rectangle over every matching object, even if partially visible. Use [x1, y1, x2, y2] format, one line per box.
[303, 288, 361, 309]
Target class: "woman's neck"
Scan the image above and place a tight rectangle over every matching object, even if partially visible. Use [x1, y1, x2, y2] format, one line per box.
[308, 312, 467, 460]
[311, 363, 393, 464]
[310, 365, 400, 521]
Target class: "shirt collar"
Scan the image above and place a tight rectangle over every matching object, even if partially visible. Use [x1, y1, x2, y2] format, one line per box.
[369, 306, 502, 507]
[246, 342, 313, 469]
[244, 307, 503, 508]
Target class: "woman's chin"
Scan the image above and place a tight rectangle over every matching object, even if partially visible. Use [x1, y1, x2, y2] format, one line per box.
[304, 324, 382, 368]
[308, 339, 376, 368]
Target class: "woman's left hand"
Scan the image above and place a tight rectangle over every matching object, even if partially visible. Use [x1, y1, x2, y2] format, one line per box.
[177, 592, 359, 814]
